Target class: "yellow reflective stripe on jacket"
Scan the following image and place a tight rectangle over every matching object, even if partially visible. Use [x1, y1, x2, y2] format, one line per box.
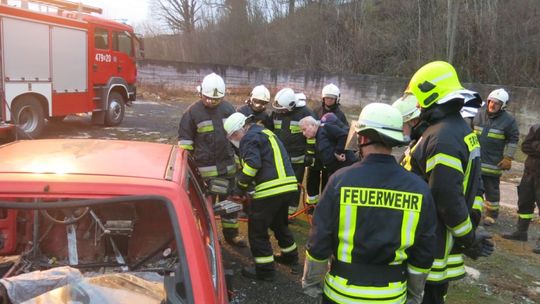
[407, 264, 431, 275]
[255, 176, 297, 192]
[290, 155, 305, 164]
[281, 243, 297, 253]
[178, 140, 194, 150]
[481, 163, 502, 175]
[242, 162, 258, 177]
[254, 255, 274, 264]
[307, 138, 316, 145]
[273, 120, 282, 129]
[426, 153, 463, 174]
[487, 132, 505, 140]
[290, 121, 302, 133]
[473, 196, 483, 212]
[324, 273, 407, 303]
[392, 209, 420, 265]
[462, 134, 480, 194]
[306, 250, 328, 263]
[518, 213, 534, 219]
[198, 165, 218, 177]
[221, 221, 239, 229]
[196, 120, 214, 133]
[448, 217, 473, 237]
[401, 142, 419, 171]
[262, 129, 286, 178]
[337, 203, 358, 263]
[464, 132, 481, 152]
[427, 253, 465, 282]
[253, 184, 298, 199]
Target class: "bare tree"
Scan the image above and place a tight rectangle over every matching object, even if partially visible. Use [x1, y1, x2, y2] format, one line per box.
[157, 0, 200, 33]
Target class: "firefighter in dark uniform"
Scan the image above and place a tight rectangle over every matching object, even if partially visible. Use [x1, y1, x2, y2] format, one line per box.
[503, 123, 540, 253]
[224, 112, 299, 281]
[237, 85, 272, 129]
[302, 102, 437, 304]
[299, 115, 357, 209]
[313, 84, 349, 127]
[178, 73, 246, 247]
[404, 61, 494, 303]
[271, 88, 317, 216]
[473, 88, 520, 225]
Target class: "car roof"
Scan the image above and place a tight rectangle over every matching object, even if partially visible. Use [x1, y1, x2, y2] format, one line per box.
[0, 139, 175, 180]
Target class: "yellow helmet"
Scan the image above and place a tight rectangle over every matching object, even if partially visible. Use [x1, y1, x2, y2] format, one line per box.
[407, 61, 463, 108]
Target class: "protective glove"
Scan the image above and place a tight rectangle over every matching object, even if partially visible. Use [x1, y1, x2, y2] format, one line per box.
[302, 256, 328, 298]
[462, 229, 495, 260]
[497, 156, 512, 170]
[406, 271, 428, 304]
[304, 155, 315, 167]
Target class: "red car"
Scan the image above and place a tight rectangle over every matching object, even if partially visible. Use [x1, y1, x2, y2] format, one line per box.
[0, 139, 228, 303]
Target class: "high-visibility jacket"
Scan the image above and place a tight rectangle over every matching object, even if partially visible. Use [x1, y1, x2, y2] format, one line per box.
[237, 104, 273, 129]
[178, 100, 236, 178]
[306, 154, 437, 303]
[314, 104, 349, 127]
[406, 109, 483, 284]
[271, 107, 316, 165]
[315, 123, 357, 175]
[237, 124, 298, 199]
[473, 107, 519, 176]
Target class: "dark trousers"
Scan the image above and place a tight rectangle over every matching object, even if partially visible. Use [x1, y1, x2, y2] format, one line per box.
[289, 163, 305, 211]
[248, 192, 297, 273]
[307, 168, 329, 200]
[421, 283, 449, 304]
[482, 174, 501, 203]
[517, 173, 540, 216]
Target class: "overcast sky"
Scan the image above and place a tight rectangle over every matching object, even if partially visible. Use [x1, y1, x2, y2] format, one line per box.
[82, 0, 150, 24]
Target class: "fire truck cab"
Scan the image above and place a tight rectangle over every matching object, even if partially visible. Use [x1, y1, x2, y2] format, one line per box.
[0, 0, 140, 139]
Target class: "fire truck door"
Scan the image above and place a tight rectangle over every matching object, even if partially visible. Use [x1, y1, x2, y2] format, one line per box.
[92, 27, 115, 85]
[112, 31, 136, 84]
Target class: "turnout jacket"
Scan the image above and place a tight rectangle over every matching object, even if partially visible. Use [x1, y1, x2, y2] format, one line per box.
[271, 107, 316, 165]
[306, 154, 436, 303]
[473, 107, 519, 176]
[315, 123, 357, 175]
[522, 123, 540, 177]
[314, 104, 349, 127]
[237, 104, 272, 129]
[407, 110, 483, 284]
[178, 100, 236, 178]
[237, 124, 298, 199]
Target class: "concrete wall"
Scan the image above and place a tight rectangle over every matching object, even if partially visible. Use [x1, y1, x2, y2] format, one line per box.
[138, 59, 540, 135]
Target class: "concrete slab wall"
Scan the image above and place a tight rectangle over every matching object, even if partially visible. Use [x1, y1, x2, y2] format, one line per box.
[138, 59, 540, 135]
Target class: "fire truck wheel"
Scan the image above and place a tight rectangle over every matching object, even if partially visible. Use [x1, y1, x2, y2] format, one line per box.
[12, 97, 45, 139]
[105, 92, 125, 126]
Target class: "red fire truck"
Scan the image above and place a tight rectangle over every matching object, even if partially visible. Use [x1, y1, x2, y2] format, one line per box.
[0, 0, 140, 139]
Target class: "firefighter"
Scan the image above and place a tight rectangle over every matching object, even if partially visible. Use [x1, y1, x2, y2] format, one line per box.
[271, 88, 317, 216]
[502, 123, 540, 253]
[237, 85, 272, 129]
[224, 112, 299, 281]
[404, 61, 494, 303]
[473, 88, 519, 225]
[392, 94, 421, 142]
[178, 72, 246, 247]
[299, 115, 357, 209]
[302, 102, 437, 303]
[314, 84, 349, 127]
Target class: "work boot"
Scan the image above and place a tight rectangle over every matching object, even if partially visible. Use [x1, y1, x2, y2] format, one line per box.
[502, 218, 530, 241]
[241, 266, 275, 282]
[483, 209, 499, 226]
[533, 239, 540, 254]
[274, 253, 300, 274]
[225, 235, 247, 248]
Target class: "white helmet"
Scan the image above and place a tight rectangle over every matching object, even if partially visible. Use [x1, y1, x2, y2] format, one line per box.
[322, 84, 340, 103]
[392, 94, 420, 123]
[250, 85, 270, 103]
[224, 112, 247, 137]
[201, 73, 225, 99]
[272, 88, 297, 111]
[295, 93, 307, 107]
[487, 88, 509, 108]
[354, 103, 405, 147]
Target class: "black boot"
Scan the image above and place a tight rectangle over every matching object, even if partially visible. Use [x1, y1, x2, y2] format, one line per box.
[274, 251, 300, 274]
[502, 218, 530, 241]
[241, 266, 275, 282]
[224, 235, 247, 248]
